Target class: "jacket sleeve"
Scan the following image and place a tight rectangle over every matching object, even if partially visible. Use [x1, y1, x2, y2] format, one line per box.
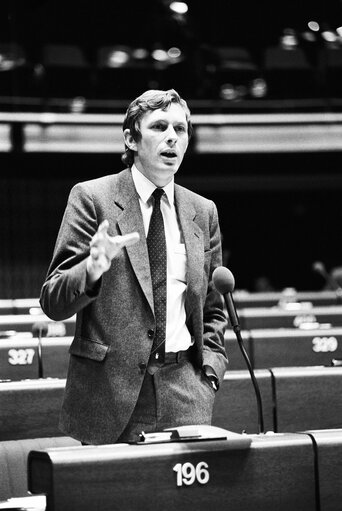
[40, 182, 102, 321]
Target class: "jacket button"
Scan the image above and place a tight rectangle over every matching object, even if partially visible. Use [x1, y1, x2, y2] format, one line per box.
[147, 329, 154, 339]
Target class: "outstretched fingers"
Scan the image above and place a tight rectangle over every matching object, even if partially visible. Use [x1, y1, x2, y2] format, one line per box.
[118, 232, 140, 249]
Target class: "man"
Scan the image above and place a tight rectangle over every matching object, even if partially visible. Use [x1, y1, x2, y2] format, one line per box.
[40, 88, 228, 445]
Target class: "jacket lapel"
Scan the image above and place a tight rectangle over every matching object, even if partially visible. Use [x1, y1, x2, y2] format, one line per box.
[114, 170, 154, 311]
[175, 186, 204, 316]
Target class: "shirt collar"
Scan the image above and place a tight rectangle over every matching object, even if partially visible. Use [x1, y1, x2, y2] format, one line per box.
[131, 164, 174, 206]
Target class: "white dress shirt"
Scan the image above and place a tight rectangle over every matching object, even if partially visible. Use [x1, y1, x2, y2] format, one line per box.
[131, 165, 192, 353]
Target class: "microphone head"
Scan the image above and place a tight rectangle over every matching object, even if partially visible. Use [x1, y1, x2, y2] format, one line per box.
[213, 266, 235, 294]
[312, 260, 326, 276]
[32, 322, 49, 338]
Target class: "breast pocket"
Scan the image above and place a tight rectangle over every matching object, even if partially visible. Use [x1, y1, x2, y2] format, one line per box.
[169, 243, 187, 283]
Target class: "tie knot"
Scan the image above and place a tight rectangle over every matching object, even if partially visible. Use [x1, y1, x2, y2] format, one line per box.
[152, 188, 164, 204]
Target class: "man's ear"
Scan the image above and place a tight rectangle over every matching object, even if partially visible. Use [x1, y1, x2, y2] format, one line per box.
[123, 129, 137, 151]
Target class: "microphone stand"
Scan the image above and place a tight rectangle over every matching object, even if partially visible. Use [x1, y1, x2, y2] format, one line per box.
[32, 322, 48, 379]
[224, 294, 265, 434]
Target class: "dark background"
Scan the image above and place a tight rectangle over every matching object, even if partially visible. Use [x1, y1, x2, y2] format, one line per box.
[1, 0, 342, 297]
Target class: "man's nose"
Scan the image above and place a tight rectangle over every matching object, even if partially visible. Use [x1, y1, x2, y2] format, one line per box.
[166, 125, 177, 143]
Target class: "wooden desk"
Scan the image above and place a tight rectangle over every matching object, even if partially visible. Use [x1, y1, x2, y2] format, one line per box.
[234, 290, 340, 308]
[28, 430, 316, 511]
[272, 366, 342, 432]
[0, 298, 41, 315]
[249, 327, 342, 368]
[212, 369, 274, 434]
[305, 428, 342, 511]
[238, 305, 342, 330]
[0, 378, 65, 440]
[0, 314, 76, 337]
[224, 329, 252, 370]
[0, 336, 72, 381]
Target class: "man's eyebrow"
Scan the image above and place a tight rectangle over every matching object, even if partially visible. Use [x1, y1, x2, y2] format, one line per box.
[147, 118, 187, 127]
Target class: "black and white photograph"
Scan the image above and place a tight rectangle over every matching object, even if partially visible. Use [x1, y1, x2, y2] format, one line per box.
[0, 1, 342, 510]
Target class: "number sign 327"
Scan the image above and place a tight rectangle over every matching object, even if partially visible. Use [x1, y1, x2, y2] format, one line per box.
[8, 348, 35, 365]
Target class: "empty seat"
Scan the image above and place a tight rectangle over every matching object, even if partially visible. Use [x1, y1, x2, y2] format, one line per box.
[263, 46, 316, 99]
[41, 44, 92, 98]
[318, 46, 342, 97]
[95, 45, 158, 99]
[205, 46, 262, 100]
[0, 42, 32, 97]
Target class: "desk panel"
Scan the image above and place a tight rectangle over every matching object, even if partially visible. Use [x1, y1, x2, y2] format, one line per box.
[305, 428, 342, 511]
[0, 336, 72, 381]
[234, 290, 340, 308]
[0, 436, 81, 501]
[250, 327, 342, 368]
[28, 431, 316, 511]
[212, 369, 274, 433]
[0, 378, 65, 440]
[272, 366, 342, 432]
[224, 330, 252, 370]
[0, 336, 40, 380]
[238, 305, 342, 329]
[0, 298, 42, 315]
[0, 314, 76, 337]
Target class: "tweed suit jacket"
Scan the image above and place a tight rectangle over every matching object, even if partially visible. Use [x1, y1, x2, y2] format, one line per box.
[40, 168, 228, 444]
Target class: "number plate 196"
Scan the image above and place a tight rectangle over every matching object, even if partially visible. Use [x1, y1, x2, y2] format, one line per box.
[173, 461, 209, 487]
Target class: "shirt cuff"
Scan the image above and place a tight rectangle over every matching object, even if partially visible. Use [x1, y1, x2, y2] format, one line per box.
[203, 364, 219, 391]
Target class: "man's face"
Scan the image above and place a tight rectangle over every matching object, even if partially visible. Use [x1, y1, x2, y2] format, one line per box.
[125, 102, 189, 187]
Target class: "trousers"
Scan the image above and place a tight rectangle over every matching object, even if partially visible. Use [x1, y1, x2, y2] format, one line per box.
[116, 356, 216, 443]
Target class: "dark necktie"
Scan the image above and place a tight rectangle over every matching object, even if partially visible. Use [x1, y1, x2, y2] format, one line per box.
[147, 188, 167, 374]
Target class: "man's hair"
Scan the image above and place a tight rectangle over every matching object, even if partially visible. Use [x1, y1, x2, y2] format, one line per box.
[121, 88, 193, 168]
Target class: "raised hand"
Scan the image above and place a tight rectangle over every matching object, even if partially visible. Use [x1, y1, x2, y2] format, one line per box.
[87, 220, 140, 284]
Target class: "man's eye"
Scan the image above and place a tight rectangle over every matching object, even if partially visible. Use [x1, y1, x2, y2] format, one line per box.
[152, 123, 166, 130]
[175, 125, 186, 133]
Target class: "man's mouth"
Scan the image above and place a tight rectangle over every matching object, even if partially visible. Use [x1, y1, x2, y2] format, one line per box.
[160, 150, 177, 159]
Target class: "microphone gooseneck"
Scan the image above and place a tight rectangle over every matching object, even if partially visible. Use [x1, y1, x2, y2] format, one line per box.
[213, 266, 265, 434]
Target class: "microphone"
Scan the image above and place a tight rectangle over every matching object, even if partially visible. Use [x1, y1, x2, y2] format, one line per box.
[213, 266, 265, 434]
[32, 322, 48, 379]
[212, 266, 239, 332]
[312, 261, 342, 303]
